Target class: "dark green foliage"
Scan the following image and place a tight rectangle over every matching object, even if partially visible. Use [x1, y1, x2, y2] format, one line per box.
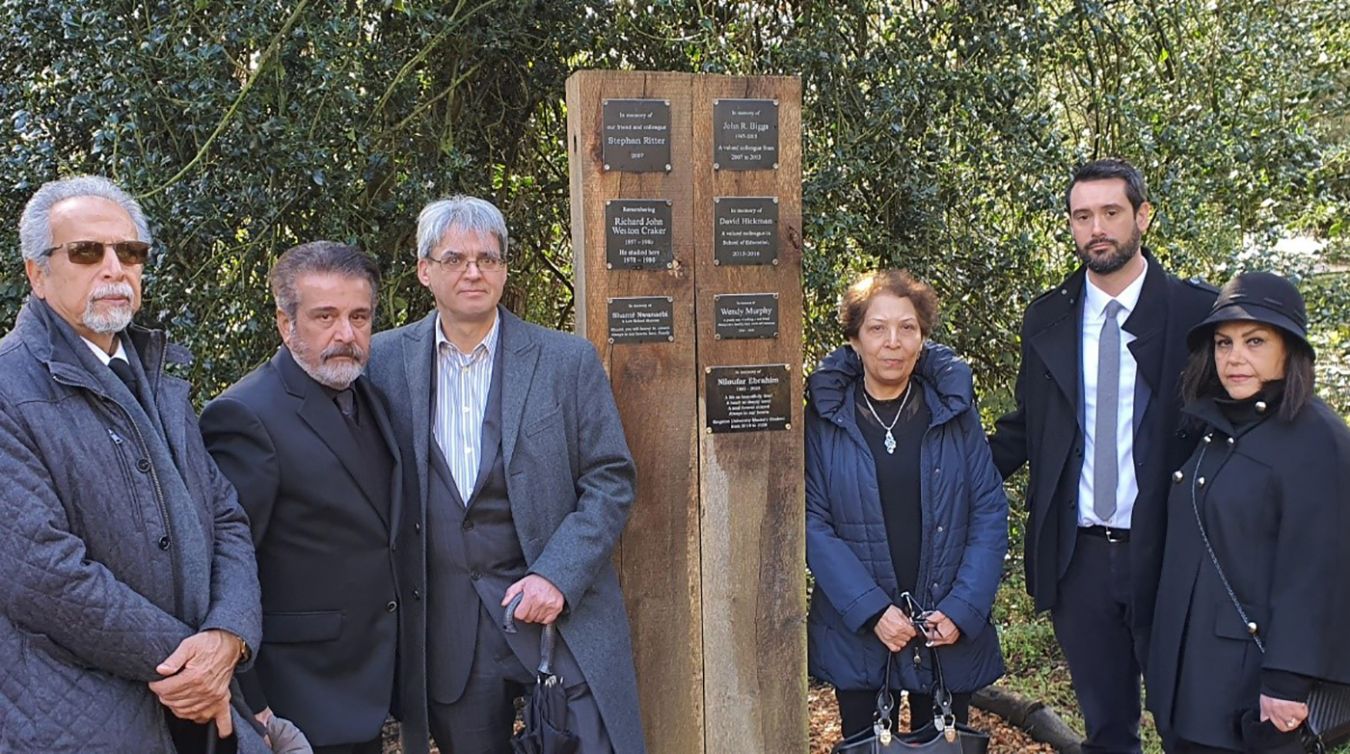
[2, 1, 1344, 410]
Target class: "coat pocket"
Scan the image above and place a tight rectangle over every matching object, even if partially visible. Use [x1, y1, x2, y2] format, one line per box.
[262, 610, 344, 644]
[1213, 602, 1267, 641]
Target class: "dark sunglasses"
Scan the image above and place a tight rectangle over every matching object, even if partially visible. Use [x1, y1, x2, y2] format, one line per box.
[44, 240, 151, 266]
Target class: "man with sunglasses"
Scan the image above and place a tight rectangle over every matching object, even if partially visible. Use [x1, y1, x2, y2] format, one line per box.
[367, 195, 645, 753]
[0, 176, 266, 753]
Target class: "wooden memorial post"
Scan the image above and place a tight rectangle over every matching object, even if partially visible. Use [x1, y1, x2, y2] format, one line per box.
[566, 70, 806, 754]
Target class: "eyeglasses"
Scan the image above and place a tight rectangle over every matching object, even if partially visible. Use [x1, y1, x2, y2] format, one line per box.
[425, 250, 505, 272]
[44, 240, 151, 266]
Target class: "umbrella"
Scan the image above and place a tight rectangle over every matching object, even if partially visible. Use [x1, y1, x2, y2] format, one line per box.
[503, 593, 580, 754]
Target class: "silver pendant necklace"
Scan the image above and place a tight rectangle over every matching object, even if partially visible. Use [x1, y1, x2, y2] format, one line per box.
[862, 381, 913, 455]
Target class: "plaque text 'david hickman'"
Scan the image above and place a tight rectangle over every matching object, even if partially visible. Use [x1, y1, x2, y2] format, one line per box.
[601, 99, 672, 173]
[714, 196, 779, 266]
[705, 364, 791, 433]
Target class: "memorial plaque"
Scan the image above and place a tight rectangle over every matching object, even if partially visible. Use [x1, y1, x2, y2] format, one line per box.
[705, 364, 791, 434]
[713, 98, 779, 171]
[602, 99, 672, 173]
[607, 296, 675, 343]
[714, 196, 779, 266]
[713, 293, 779, 340]
[605, 199, 673, 270]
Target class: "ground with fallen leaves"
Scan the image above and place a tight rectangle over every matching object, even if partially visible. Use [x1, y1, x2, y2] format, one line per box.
[384, 681, 1056, 753]
[806, 680, 1055, 754]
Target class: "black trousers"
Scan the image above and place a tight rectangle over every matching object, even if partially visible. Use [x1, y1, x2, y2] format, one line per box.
[835, 687, 972, 738]
[427, 603, 612, 754]
[1051, 531, 1151, 754]
[313, 737, 383, 754]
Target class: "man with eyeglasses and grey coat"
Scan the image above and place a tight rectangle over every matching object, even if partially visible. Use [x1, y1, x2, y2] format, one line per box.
[0, 176, 266, 753]
[367, 195, 645, 753]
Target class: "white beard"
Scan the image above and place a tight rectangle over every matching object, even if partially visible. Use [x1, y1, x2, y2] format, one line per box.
[82, 282, 135, 333]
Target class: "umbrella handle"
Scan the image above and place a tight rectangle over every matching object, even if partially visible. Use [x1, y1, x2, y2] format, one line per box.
[205, 720, 218, 754]
[501, 592, 558, 676]
[539, 623, 556, 676]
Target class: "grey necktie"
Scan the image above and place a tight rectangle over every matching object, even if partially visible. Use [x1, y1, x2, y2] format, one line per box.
[1094, 300, 1124, 522]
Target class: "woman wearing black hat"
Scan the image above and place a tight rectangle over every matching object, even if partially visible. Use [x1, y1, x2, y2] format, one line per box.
[1146, 271, 1350, 752]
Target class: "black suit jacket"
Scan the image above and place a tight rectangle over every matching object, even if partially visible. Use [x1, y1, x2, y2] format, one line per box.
[200, 348, 427, 750]
[989, 251, 1216, 626]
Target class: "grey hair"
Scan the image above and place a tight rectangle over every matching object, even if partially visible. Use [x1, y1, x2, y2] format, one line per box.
[19, 176, 153, 267]
[269, 241, 381, 321]
[415, 195, 509, 260]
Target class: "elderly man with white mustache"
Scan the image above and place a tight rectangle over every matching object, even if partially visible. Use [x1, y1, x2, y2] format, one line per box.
[0, 175, 267, 753]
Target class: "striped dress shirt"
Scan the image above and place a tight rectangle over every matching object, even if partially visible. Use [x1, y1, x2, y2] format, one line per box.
[433, 313, 500, 503]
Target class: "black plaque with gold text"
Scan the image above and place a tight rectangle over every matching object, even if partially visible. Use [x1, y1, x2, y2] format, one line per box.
[713, 99, 779, 171]
[602, 99, 672, 173]
[713, 293, 779, 340]
[607, 296, 675, 343]
[606, 199, 673, 269]
[714, 196, 778, 266]
[705, 364, 791, 433]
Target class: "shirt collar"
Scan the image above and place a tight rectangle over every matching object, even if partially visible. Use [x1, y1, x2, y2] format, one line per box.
[1084, 257, 1148, 319]
[81, 335, 128, 366]
[435, 311, 500, 360]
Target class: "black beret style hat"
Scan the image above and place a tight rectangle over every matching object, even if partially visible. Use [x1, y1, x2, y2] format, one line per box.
[1186, 271, 1314, 356]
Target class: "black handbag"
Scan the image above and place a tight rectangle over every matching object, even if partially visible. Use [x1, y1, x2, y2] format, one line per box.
[832, 605, 990, 754]
[1187, 446, 1350, 753]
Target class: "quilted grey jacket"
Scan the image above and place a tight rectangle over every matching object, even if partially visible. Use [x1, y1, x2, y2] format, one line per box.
[0, 299, 264, 753]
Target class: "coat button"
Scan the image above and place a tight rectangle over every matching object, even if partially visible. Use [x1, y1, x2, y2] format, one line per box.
[414, 522, 421, 533]
[1197, 477, 1206, 487]
[412, 589, 422, 601]
[936, 525, 944, 534]
[1227, 437, 1235, 447]
[1176, 430, 1189, 440]
[462, 520, 474, 531]
[385, 600, 398, 613]
[136, 459, 152, 473]
[1172, 470, 1185, 483]
[470, 570, 481, 581]
[1255, 401, 1268, 414]
[158, 535, 170, 550]
[1202, 434, 1213, 444]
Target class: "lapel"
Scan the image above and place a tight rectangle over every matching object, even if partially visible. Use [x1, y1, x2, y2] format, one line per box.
[1028, 270, 1084, 429]
[356, 375, 402, 545]
[1123, 253, 1169, 428]
[277, 348, 388, 527]
[401, 312, 438, 511]
[497, 308, 540, 473]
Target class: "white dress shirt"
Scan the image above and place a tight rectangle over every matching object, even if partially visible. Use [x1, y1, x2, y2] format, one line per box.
[1078, 260, 1148, 528]
[433, 313, 500, 504]
[81, 335, 129, 366]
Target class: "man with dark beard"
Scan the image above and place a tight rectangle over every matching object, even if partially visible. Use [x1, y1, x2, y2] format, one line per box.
[989, 159, 1216, 753]
[200, 242, 428, 754]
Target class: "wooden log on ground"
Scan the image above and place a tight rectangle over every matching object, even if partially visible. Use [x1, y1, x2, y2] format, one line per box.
[973, 685, 1085, 754]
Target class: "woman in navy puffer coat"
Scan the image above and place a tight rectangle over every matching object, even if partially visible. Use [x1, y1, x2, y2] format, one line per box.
[806, 270, 1007, 739]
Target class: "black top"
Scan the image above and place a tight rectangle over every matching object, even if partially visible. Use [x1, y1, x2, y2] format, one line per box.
[855, 378, 930, 598]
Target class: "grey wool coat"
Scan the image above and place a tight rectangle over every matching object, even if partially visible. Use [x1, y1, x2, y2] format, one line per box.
[0, 299, 265, 753]
[368, 306, 646, 753]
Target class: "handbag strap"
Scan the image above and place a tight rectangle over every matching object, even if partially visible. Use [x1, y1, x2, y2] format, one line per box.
[1188, 443, 1266, 653]
[899, 592, 958, 734]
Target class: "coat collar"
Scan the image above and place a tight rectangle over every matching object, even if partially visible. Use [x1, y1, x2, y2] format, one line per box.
[807, 341, 974, 428]
[273, 346, 390, 527]
[401, 305, 539, 471]
[14, 296, 189, 397]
